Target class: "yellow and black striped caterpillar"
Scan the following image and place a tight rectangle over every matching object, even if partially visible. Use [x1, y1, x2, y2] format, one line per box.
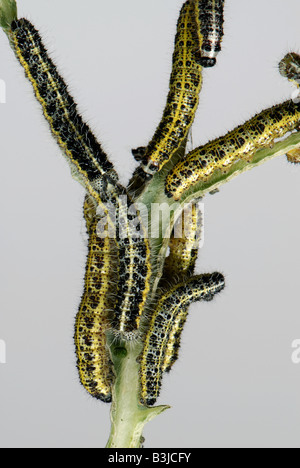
[9, 18, 119, 187]
[74, 198, 117, 402]
[139, 272, 225, 406]
[163, 202, 202, 281]
[140, 0, 203, 176]
[161, 202, 202, 372]
[193, 0, 225, 68]
[8, 16, 152, 341]
[165, 99, 300, 200]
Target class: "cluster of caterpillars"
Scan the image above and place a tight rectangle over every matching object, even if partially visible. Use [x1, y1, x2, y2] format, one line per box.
[1, 0, 300, 406]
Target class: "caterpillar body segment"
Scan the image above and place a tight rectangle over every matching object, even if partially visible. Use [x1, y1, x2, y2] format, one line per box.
[108, 182, 152, 339]
[163, 202, 202, 280]
[85, 176, 152, 340]
[74, 218, 117, 402]
[8, 18, 119, 190]
[139, 272, 225, 406]
[161, 203, 202, 373]
[166, 99, 300, 200]
[193, 0, 225, 68]
[140, 0, 203, 176]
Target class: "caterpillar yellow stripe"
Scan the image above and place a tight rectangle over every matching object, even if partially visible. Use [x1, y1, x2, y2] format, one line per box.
[140, 0, 203, 175]
[74, 211, 117, 402]
[193, 0, 225, 68]
[162, 202, 202, 373]
[7, 16, 152, 340]
[166, 99, 300, 200]
[139, 272, 225, 406]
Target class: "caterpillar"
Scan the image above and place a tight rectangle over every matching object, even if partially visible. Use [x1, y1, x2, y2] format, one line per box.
[279, 52, 300, 89]
[162, 202, 203, 373]
[7, 16, 152, 340]
[8, 18, 119, 192]
[193, 0, 225, 68]
[163, 202, 202, 280]
[80, 178, 152, 340]
[166, 99, 300, 200]
[139, 272, 225, 406]
[140, 0, 203, 176]
[109, 185, 152, 339]
[279, 52, 300, 164]
[74, 213, 117, 402]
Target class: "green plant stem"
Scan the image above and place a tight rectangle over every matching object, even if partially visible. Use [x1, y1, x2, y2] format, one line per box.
[106, 340, 169, 448]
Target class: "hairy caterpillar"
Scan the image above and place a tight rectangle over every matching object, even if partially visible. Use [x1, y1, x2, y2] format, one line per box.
[166, 99, 300, 200]
[74, 213, 117, 402]
[80, 178, 152, 340]
[279, 52, 300, 89]
[140, 0, 203, 176]
[7, 16, 152, 340]
[163, 202, 202, 280]
[193, 0, 225, 68]
[109, 186, 152, 339]
[162, 202, 202, 372]
[139, 272, 225, 406]
[9, 19, 119, 189]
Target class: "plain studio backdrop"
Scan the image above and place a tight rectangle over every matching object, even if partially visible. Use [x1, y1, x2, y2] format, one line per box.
[0, 0, 300, 448]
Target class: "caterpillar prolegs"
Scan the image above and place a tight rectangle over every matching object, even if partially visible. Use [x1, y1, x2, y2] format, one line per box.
[139, 273, 225, 406]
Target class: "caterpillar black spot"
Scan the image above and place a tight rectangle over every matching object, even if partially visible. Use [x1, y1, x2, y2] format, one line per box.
[140, 0, 203, 176]
[166, 99, 300, 200]
[139, 272, 225, 406]
[193, 0, 225, 68]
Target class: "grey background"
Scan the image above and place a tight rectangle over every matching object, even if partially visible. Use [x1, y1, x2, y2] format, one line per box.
[0, 0, 300, 448]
